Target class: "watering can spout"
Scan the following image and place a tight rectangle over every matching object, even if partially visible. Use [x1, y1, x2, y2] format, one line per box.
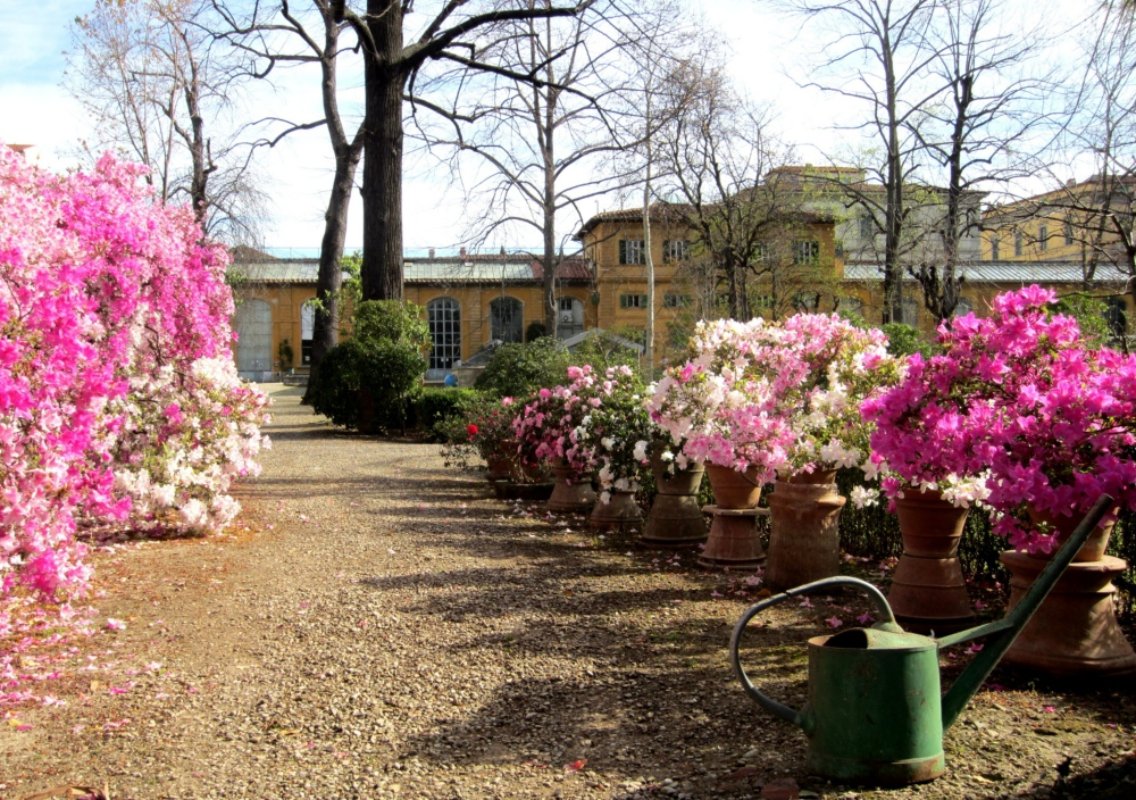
[938, 494, 1115, 730]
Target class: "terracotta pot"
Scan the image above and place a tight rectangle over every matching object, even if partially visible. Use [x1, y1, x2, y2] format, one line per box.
[589, 490, 643, 532]
[1001, 549, 1136, 677]
[546, 459, 596, 513]
[705, 463, 763, 510]
[887, 488, 973, 633]
[640, 453, 706, 548]
[485, 450, 517, 482]
[653, 458, 704, 497]
[1028, 505, 1116, 563]
[765, 472, 846, 591]
[700, 472, 767, 568]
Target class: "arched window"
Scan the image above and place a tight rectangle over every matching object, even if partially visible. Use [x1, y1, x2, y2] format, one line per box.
[490, 296, 523, 343]
[427, 297, 461, 376]
[234, 299, 272, 378]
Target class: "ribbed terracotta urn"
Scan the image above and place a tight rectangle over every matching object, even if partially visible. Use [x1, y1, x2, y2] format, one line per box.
[1002, 507, 1136, 677]
[765, 470, 845, 591]
[640, 446, 706, 548]
[589, 490, 643, 532]
[699, 464, 766, 568]
[546, 458, 596, 514]
[886, 488, 974, 633]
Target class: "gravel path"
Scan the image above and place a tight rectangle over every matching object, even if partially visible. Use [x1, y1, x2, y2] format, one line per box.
[3, 384, 1135, 800]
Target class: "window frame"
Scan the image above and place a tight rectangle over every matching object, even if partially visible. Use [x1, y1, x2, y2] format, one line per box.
[662, 239, 690, 263]
[619, 239, 646, 265]
[792, 239, 821, 265]
[426, 297, 461, 372]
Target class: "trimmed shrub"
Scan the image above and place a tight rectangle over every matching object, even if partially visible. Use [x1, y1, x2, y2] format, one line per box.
[474, 337, 571, 398]
[309, 300, 429, 432]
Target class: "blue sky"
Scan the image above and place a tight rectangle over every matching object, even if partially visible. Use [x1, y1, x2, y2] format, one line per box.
[0, 2, 87, 151]
[0, 0, 1096, 252]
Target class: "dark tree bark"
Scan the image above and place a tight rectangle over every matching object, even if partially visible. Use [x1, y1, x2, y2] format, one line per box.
[336, 0, 587, 302]
[360, 0, 406, 301]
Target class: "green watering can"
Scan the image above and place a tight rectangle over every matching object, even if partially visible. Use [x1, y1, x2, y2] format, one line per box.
[728, 495, 1114, 785]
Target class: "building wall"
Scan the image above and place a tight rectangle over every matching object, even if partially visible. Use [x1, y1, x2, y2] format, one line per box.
[232, 283, 316, 378]
[842, 278, 1132, 338]
[580, 214, 847, 364]
[980, 180, 1133, 265]
[404, 283, 594, 365]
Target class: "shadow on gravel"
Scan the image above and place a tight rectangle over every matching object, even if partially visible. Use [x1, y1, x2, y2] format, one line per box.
[395, 627, 814, 797]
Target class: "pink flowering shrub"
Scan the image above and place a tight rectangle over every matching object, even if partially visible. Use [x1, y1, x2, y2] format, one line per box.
[862, 285, 1136, 553]
[512, 365, 603, 478]
[1, 145, 267, 637]
[108, 358, 270, 534]
[649, 315, 899, 481]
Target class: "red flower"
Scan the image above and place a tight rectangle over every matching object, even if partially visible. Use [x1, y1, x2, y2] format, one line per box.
[466, 423, 479, 437]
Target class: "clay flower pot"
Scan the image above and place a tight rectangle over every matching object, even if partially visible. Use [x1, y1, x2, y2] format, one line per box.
[765, 470, 845, 591]
[886, 488, 973, 633]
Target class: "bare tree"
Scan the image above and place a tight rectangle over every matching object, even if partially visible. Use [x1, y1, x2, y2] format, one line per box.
[414, 0, 635, 339]
[329, 0, 590, 302]
[69, 0, 265, 245]
[909, 0, 1047, 320]
[1051, 2, 1136, 286]
[212, 0, 366, 388]
[654, 62, 804, 320]
[790, 0, 942, 324]
[610, 0, 707, 369]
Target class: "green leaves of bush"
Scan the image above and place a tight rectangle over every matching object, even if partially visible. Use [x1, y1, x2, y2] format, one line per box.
[309, 300, 429, 431]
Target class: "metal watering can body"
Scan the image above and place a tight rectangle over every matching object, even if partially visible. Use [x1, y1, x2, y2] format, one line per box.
[729, 496, 1114, 785]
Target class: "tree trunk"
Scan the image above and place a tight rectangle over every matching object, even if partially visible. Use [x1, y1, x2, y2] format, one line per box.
[313, 148, 361, 363]
[361, 0, 405, 301]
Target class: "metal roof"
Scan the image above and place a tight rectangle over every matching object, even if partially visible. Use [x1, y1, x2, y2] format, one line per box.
[228, 254, 591, 285]
[228, 260, 319, 284]
[404, 259, 536, 283]
[843, 261, 1130, 284]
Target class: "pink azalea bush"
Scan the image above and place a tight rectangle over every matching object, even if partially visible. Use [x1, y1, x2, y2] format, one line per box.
[512, 365, 602, 478]
[649, 315, 899, 481]
[862, 285, 1136, 553]
[1, 145, 268, 640]
[648, 318, 796, 478]
[572, 365, 654, 502]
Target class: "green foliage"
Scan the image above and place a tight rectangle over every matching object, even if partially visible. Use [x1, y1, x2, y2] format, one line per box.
[308, 299, 428, 432]
[411, 386, 479, 434]
[1053, 292, 1114, 347]
[881, 322, 934, 358]
[353, 299, 429, 349]
[474, 338, 571, 398]
[570, 331, 642, 374]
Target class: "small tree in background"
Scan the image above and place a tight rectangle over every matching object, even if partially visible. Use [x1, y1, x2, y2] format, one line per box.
[307, 300, 429, 431]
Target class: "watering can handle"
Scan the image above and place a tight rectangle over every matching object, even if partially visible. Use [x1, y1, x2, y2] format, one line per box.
[729, 576, 898, 729]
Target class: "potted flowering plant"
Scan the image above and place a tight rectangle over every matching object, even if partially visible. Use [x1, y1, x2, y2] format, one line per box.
[862, 285, 1136, 554]
[648, 317, 797, 485]
[861, 286, 1136, 642]
[575, 366, 653, 501]
[776, 314, 903, 479]
[512, 365, 602, 512]
[512, 366, 600, 475]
